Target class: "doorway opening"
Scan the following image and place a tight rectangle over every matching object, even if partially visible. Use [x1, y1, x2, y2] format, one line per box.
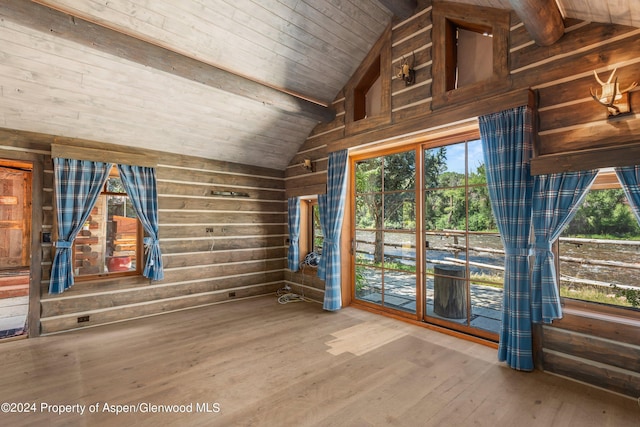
[0, 159, 32, 339]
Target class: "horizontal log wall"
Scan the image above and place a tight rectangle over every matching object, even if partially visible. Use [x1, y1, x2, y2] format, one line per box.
[284, 0, 640, 395]
[0, 128, 286, 335]
[542, 308, 640, 397]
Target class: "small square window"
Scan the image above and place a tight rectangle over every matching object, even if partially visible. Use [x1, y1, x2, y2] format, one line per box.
[354, 56, 381, 121]
[432, 2, 509, 108]
[454, 26, 493, 89]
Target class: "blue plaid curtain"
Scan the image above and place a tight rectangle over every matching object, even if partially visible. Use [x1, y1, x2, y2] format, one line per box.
[479, 105, 534, 371]
[317, 193, 328, 280]
[287, 197, 301, 271]
[118, 165, 164, 281]
[531, 171, 597, 324]
[318, 150, 349, 311]
[50, 158, 111, 294]
[616, 165, 640, 224]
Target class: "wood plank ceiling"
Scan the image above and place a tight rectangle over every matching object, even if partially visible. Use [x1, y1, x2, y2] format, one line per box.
[0, 0, 638, 170]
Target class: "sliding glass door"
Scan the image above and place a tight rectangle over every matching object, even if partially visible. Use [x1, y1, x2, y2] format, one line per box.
[352, 138, 503, 340]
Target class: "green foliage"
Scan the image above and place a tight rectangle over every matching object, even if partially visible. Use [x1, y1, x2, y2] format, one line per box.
[423, 171, 495, 232]
[561, 285, 636, 307]
[355, 265, 366, 292]
[564, 189, 640, 237]
[356, 143, 497, 264]
[424, 147, 447, 187]
[311, 204, 323, 252]
[610, 285, 640, 308]
[355, 257, 416, 273]
[355, 151, 418, 262]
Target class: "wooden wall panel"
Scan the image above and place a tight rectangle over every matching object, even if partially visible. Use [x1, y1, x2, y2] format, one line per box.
[0, 127, 286, 335]
[543, 326, 640, 372]
[545, 310, 640, 346]
[163, 247, 284, 269]
[392, 81, 432, 111]
[510, 23, 636, 72]
[161, 236, 285, 255]
[543, 350, 640, 398]
[40, 283, 279, 334]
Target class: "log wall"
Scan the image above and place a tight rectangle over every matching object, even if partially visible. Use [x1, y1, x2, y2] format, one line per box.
[542, 306, 640, 397]
[0, 127, 286, 335]
[284, 0, 640, 396]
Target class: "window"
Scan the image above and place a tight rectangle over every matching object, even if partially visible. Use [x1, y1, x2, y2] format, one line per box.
[344, 25, 391, 135]
[559, 170, 640, 309]
[310, 202, 323, 255]
[431, 2, 509, 108]
[74, 166, 142, 278]
[452, 25, 493, 89]
[354, 56, 381, 121]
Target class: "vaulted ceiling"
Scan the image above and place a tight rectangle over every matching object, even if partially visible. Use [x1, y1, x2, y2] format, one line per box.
[0, 1, 637, 169]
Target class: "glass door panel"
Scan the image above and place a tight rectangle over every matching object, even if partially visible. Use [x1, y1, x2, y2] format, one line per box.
[354, 150, 416, 314]
[467, 233, 504, 333]
[425, 230, 468, 320]
[423, 140, 502, 338]
[382, 231, 416, 313]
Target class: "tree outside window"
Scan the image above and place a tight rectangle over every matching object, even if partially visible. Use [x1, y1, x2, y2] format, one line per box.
[560, 176, 640, 308]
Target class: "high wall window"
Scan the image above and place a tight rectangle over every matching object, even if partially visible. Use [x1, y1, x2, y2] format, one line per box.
[559, 171, 640, 308]
[431, 2, 509, 108]
[74, 166, 142, 278]
[354, 55, 381, 121]
[451, 25, 493, 89]
[344, 26, 391, 135]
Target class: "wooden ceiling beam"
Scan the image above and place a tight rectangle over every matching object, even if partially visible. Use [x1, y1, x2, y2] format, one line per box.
[378, 0, 417, 20]
[0, 0, 335, 123]
[509, 0, 565, 46]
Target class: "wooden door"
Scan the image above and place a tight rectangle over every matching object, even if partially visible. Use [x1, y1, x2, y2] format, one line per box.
[0, 167, 31, 269]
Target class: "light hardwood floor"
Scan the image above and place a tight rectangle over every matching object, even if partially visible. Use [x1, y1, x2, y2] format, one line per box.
[0, 295, 638, 426]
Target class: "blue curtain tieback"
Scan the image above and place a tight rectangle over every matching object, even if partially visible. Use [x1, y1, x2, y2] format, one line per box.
[504, 247, 531, 257]
[533, 240, 553, 252]
[143, 237, 159, 267]
[55, 240, 72, 249]
[143, 237, 159, 247]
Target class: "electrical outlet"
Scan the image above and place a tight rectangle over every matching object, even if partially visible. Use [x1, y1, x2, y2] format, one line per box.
[77, 315, 90, 323]
[228, 292, 236, 297]
[206, 227, 214, 233]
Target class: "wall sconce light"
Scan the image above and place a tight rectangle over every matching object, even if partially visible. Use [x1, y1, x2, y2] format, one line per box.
[301, 158, 313, 172]
[396, 53, 415, 86]
[590, 68, 637, 118]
